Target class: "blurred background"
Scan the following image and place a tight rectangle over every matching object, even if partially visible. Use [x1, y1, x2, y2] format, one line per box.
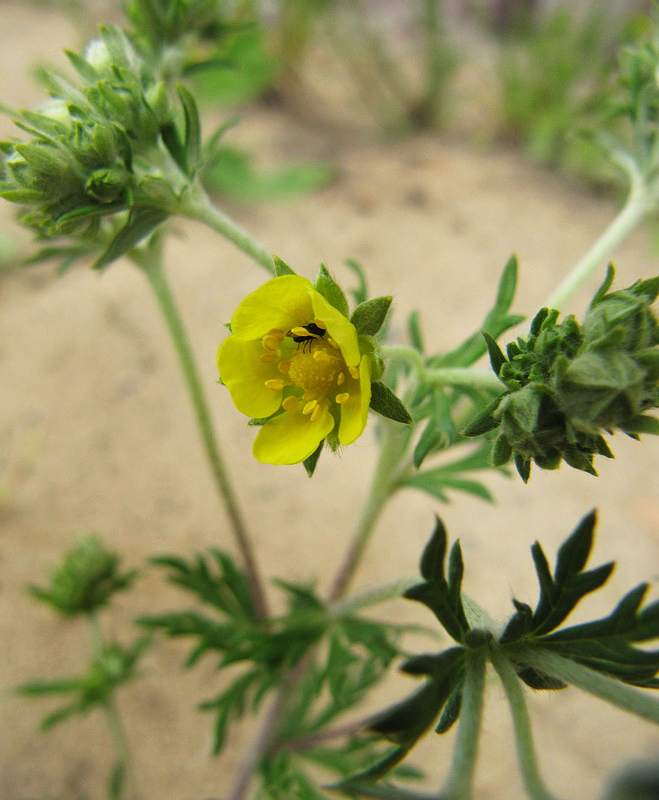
[0, 2, 657, 799]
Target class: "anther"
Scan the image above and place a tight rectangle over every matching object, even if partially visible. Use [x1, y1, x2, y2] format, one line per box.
[313, 350, 331, 364]
[260, 353, 277, 363]
[282, 396, 298, 411]
[262, 335, 279, 352]
[268, 328, 286, 341]
[337, 372, 346, 386]
[310, 405, 322, 422]
[327, 338, 340, 349]
[303, 399, 318, 415]
[278, 360, 291, 375]
[335, 392, 350, 405]
[349, 366, 360, 380]
[290, 326, 313, 338]
[265, 379, 285, 391]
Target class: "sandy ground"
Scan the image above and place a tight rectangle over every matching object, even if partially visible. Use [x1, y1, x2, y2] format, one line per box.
[0, 3, 658, 799]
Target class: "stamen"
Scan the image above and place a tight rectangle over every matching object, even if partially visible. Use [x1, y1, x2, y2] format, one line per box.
[348, 366, 360, 380]
[268, 328, 286, 341]
[290, 326, 314, 338]
[260, 353, 277, 363]
[337, 372, 346, 386]
[335, 392, 350, 405]
[265, 379, 285, 391]
[327, 338, 340, 349]
[262, 335, 279, 352]
[313, 350, 331, 364]
[310, 405, 322, 422]
[282, 396, 298, 411]
[278, 360, 291, 375]
[303, 399, 318, 415]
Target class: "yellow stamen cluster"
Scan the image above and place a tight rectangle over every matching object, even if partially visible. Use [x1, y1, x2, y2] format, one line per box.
[259, 319, 353, 420]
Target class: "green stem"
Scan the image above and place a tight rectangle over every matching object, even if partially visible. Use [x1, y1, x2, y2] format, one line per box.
[87, 617, 140, 800]
[543, 184, 652, 311]
[381, 345, 504, 391]
[440, 647, 487, 800]
[518, 649, 659, 726]
[327, 421, 410, 601]
[328, 576, 419, 617]
[136, 248, 269, 618]
[490, 647, 565, 800]
[178, 184, 275, 275]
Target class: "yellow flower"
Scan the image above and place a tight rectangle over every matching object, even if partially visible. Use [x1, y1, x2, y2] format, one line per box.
[217, 275, 372, 465]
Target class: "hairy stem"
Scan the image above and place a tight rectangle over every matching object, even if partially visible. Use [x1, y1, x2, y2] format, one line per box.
[136, 248, 269, 618]
[380, 345, 504, 391]
[327, 421, 410, 601]
[440, 647, 487, 800]
[490, 647, 565, 800]
[544, 184, 651, 311]
[178, 184, 275, 275]
[519, 649, 659, 725]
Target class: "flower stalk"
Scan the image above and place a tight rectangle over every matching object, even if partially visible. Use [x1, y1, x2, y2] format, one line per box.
[439, 647, 487, 800]
[490, 646, 565, 800]
[178, 184, 275, 275]
[544, 180, 653, 312]
[134, 245, 269, 618]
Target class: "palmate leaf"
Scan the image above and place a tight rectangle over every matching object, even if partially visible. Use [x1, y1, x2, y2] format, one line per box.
[500, 510, 659, 689]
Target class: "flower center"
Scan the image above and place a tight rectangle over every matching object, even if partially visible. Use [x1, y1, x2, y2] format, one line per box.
[288, 340, 344, 396]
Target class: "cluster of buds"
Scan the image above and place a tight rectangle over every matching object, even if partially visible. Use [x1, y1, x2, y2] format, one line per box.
[0, 26, 194, 261]
[465, 268, 659, 480]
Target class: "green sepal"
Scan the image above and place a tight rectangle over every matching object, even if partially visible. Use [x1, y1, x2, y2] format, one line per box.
[303, 441, 323, 477]
[176, 84, 201, 173]
[93, 206, 169, 269]
[313, 264, 349, 317]
[273, 255, 296, 276]
[461, 395, 503, 437]
[369, 382, 413, 425]
[482, 331, 508, 376]
[351, 296, 393, 336]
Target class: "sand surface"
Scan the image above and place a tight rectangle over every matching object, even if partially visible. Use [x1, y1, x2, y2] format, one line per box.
[0, 4, 657, 799]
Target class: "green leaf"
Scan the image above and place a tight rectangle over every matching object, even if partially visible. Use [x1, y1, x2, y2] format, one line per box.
[369, 382, 413, 424]
[313, 264, 350, 317]
[93, 207, 169, 269]
[351, 296, 393, 336]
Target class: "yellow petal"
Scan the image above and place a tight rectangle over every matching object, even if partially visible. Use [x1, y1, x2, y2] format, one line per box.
[338, 355, 371, 446]
[310, 290, 360, 367]
[217, 336, 283, 418]
[253, 404, 334, 465]
[231, 275, 314, 340]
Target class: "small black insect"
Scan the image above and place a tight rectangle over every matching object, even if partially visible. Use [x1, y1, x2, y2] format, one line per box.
[287, 322, 326, 351]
